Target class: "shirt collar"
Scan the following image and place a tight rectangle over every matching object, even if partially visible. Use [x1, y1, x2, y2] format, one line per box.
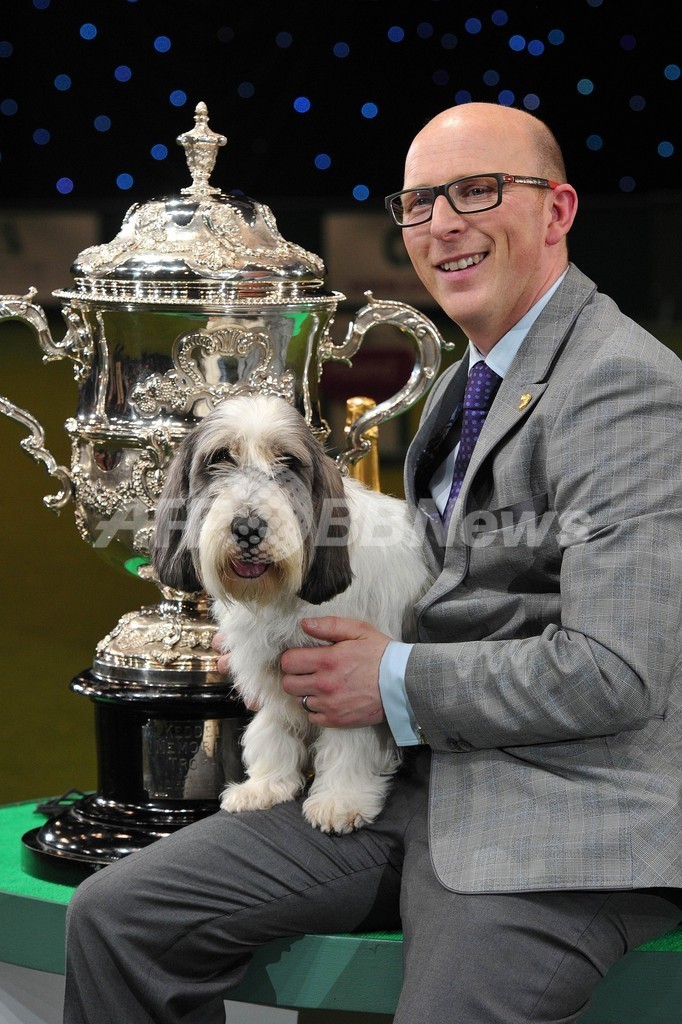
[467, 268, 568, 379]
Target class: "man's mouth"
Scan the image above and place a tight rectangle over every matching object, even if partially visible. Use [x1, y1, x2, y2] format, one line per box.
[230, 559, 270, 579]
[438, 253, 487, 272]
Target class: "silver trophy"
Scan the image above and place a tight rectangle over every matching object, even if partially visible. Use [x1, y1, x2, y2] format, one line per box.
[0, 103, 446, 875]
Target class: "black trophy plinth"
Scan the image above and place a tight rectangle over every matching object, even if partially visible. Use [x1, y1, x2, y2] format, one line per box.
[22, 667, 250, 883]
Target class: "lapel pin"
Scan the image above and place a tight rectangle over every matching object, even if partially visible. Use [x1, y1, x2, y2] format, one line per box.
[518, 393, 532, 411]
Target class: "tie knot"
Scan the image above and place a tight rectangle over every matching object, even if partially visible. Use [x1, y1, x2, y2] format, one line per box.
[462, 361, 502, 411]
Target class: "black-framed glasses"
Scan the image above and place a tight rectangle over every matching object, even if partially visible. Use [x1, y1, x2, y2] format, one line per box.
[384, 173, 560, 227]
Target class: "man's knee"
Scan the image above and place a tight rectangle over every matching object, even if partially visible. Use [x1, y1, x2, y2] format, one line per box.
[67, 866, 129, 941]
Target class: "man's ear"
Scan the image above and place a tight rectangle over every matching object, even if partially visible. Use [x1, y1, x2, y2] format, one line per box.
[546, 183, 578, 246]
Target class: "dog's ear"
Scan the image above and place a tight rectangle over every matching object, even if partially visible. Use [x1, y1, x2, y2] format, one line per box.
[151, 434, 203, 593]
[297, 444, 353, 605]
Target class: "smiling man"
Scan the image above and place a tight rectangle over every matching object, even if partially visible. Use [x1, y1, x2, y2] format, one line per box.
[396, 104, 576, 353]
[64, 103, 682, 1024]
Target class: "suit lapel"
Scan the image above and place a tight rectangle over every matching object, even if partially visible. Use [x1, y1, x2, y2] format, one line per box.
[417, 264, 598, 597]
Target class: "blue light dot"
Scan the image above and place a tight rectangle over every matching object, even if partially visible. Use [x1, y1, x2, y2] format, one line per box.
[465, 18, 482, 34]
[387, 26, 405, 43]
[587, 0, 604, 6]
[658, 141, 674, 158]
[0, 42, 13, 58]
[151, 143, 168, 160]
[114, 65, 132, 82]
[586, 134, 603, 151]
[577, 79, 594, 95]
[293, 96, 311, 113]
[116, 173, 134, 191]
[275, 31, 293, 48]
[523, 94, 541, 111]
[455, 90, 472, 104]
[528, 39, 545, 56]
[620, 34, 636, 51]
[361, 102, 378, 119]
[417, 23, 434, 39]
[314, 153, 331, 170]
[432, 70, 449, 86]
[237, 82, 255, 98]
[664, 64, 680, 81]
[491, 10, 508, 26]
[33, 128, 50, 145]
[154, 35, 171, 53]
[1, 98, 18, 116]
[54, 74, 72, 91]
[498, 89, 515, 106]
[441, 33, 458, 49]
[94, 114, 111, 132]
[509, 35, 525, 52]
[629, 95, 646, 111]
[548, 29, 565, 45]
[56, 177, 73, 194]
[483, 69, 500, 86]
[619, 176, 636, 193]
[33, 0, 50, 9]
[353, 185, 370, 202]
[80, 23, 97, 40]
[333, 41, 350, 57]
[169, 90, 187, 107]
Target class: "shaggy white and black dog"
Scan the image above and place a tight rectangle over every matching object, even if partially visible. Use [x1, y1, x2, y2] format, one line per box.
[152, 394, 431, 834]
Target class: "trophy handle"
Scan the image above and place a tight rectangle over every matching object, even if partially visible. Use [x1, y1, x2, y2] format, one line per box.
[323, 291, 453, 472]
[0, 288, 75, 510]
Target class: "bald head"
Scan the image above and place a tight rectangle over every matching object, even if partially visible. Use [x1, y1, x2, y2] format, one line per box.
[398, 101, 578, 352]
[405, 103, 567, 187]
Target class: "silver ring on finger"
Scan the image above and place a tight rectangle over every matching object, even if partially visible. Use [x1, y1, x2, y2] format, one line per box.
[301, 694, 313, 713]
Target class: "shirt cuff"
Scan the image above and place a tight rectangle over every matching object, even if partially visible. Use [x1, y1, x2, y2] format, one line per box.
[378, 640, 421, 746]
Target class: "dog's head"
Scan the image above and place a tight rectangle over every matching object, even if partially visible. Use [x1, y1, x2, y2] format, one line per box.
[151, 395, 353, 606]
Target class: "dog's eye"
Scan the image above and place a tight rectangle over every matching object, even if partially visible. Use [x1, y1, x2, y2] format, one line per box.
[278, 454, 306, 472]
[206, 448, 235, 468]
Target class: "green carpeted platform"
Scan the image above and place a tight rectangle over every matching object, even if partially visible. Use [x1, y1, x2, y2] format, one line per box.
[2, 798, 682, 1020]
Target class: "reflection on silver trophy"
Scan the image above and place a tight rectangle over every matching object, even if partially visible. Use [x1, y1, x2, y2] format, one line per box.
[0, 103, 447, 872]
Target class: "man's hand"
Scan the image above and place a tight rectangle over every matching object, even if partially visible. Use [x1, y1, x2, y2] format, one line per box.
[280, 616, 391, 728]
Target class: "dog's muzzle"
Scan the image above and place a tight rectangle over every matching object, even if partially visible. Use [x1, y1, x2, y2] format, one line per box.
[230, 512, 270, 578]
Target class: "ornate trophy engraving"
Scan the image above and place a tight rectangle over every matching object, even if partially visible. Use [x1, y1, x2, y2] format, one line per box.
[0, 103, 449, 875]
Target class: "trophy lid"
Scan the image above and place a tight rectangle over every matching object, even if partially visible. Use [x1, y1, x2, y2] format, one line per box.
[57, 102, 329, 306]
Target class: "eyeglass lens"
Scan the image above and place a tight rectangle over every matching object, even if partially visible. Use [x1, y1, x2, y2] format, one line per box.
[392, 175, 501, 225]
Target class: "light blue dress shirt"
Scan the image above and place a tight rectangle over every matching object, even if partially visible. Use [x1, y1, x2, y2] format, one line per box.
[379, 273, 567, 745]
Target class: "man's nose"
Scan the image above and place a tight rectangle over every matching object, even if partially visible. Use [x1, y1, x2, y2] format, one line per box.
[429, 193, 465, 235]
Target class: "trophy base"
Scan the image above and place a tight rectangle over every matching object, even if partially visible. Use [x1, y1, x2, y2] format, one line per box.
[20, 666, 251, 883]
[21, 791, 224, 883]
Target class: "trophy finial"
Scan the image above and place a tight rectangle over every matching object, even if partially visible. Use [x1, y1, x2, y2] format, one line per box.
[177, 101, 227, 197]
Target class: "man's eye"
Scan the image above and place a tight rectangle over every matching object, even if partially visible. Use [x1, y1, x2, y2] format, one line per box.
[406, 191, 432, 210]
[206, 448, 235, 468]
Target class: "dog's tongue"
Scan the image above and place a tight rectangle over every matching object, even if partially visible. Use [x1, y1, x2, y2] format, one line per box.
[231, 560, 269, 579]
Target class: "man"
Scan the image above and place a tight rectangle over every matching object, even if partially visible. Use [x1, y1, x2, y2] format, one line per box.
[64, 103, 682, 1024]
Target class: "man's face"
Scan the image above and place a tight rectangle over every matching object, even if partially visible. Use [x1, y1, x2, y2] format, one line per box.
[401, 110, 564, 352]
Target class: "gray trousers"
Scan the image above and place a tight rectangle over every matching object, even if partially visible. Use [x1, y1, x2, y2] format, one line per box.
[63, 750, 681, 1024]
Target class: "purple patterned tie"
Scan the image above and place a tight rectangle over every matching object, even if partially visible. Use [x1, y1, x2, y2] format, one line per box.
[442, 361, 502, 525]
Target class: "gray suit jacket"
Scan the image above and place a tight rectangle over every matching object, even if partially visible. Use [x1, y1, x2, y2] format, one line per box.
[403, 264, 682, 893]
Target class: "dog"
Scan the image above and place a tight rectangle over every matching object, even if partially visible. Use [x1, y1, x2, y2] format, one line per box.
[152, 394, 432, 834]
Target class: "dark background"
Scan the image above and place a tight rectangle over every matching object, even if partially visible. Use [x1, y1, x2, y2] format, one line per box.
[0, 0, 681, 803]
[2, 0, 680, 204]
[2, 0, 681, 323]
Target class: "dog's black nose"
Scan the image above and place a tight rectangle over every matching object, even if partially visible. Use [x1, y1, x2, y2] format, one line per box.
[231, 513, 267, 551]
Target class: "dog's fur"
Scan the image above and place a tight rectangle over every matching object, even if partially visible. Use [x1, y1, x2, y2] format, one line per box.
[152, 394, 432, 834]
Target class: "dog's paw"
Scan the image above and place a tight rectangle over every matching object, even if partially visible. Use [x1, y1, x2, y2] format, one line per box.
[302, 794, 379, 835]
[220, 778, 301, 813]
